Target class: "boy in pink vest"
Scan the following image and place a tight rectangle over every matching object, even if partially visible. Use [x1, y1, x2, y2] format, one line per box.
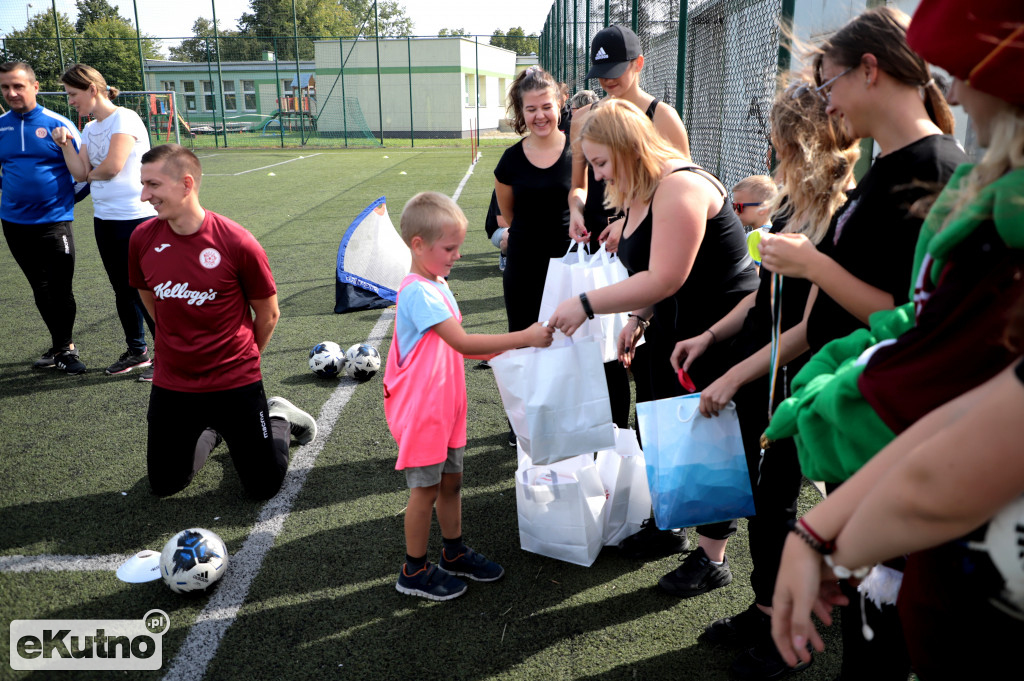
[384, 191, 553, 600]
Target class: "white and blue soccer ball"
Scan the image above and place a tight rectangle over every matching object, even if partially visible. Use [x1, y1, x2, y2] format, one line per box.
[345, 343, 381, 381]
[159, 528, 229, 594]
[309, 341, 345, 378]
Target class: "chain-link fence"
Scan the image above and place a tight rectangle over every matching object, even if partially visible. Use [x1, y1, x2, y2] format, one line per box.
[0, 1, 531, 150]
[542, 0, 793, 192]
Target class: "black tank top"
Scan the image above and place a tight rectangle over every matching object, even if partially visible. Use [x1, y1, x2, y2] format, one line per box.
[583, 98, 660, 248]
[617, 166, 759, 340]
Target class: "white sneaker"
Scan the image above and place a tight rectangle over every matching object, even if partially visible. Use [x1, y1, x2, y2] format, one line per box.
[267, 396, 317, 445]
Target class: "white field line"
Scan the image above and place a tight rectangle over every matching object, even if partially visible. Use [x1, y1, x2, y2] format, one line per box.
[161, 158, 481, 681]
[0, 554, 132, 572]
[231, 152, 323, 176]
[451, 151, 482, 201]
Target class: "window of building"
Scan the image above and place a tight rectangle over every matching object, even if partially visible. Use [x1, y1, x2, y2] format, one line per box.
[242, 80, 256, 111]
[498, 77, 507, 108]
[477, 75, 487, 107]
[222, 80, 236, 111]
[202, 80, 215, 111]
[465, 73, 475, 107]
[182, 81, 196, 111]
[161, 80, 175, 93]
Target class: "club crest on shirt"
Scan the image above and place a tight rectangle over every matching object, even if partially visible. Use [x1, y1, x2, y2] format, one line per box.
[36, 127, 48, 138]
[199, 248, 222, 269]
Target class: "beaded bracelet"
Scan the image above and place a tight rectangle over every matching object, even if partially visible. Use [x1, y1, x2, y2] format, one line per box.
[787, 517, 835, 555]
[824, 554, 872, 580]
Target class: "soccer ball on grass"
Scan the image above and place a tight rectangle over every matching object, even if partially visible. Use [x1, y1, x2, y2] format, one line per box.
[159, 528, 229, 594]
[345, 343, 381, 381]
[309, 341, 346, 377]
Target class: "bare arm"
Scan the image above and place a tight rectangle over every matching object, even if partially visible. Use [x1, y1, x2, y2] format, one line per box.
[568, 104, 592, 242]
[652, 103, 691, 158]
[432, 317, 552, 359]
[52, 128, 91, 182]
[87, 133, 134, 182]
[671, 289, 757, 373]
[138, 289, 156, 321]
[249, 295, 281, 354]
[772, 362, 1023, 666]
[494, 180, 515, 229]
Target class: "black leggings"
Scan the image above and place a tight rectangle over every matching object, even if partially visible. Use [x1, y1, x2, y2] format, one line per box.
[2, 219, 77, 351]
[95, 217, 155, 353]
[147, 381, 290, 500]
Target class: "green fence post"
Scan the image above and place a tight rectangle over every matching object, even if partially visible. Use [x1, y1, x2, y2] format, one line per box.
[340, 37, 349, 147]
[374, 0, 384, 146]
[204, 37, 219, 148]
[273, 37, 284, 148]
[291, 0, 305, 145]
[584, 0, 591, 90]
[50, 0, 65, 68]
[475, 35, 480, 149]
[573, 0, 578, 90]
[132, 1, 152, 143]
[675, 0, 688, 115]
[212, 0, 228, 147]
[407, 36, 414, 148]
[604, 0, 610, 28]
[631, 0, 638, 34]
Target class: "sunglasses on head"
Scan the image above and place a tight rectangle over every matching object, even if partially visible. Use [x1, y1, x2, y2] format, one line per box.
[732, 201, 762, 213]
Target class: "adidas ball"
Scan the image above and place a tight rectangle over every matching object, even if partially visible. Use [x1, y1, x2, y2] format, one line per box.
[160, 528, 228, 594]
[345, 343, 381, 381]
[309, 341, 345, 377]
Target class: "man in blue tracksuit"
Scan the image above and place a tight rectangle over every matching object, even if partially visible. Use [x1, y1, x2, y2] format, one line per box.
[0, 61, 86, 374]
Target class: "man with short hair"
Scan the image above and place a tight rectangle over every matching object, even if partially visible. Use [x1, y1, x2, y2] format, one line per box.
[129, 143, 316, 500]
[0, 61, 86, 374]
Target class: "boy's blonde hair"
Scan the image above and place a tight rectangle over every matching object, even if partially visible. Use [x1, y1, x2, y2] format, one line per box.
[732, 175, 777, 204]
[400, 191, 467, 246]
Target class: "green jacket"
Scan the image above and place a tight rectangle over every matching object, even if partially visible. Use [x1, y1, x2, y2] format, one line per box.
[764, 164, 1024, 482]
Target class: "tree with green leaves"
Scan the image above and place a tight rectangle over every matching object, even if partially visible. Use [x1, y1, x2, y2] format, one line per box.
[2, 9, 79, 91]
[74, 0, 122, 33]
[168, 18, 260, 63]
[438, 28, 468, 37]
[490, 27, 539, 56]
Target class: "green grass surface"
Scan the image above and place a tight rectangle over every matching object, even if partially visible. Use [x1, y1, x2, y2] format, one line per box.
[0, 147, 841, 680]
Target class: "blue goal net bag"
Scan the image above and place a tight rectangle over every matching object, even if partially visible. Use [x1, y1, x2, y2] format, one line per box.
[335, 196, 411, 313]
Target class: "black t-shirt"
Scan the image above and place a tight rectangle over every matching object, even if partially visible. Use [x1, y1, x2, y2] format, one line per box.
[484, 189, 501, 239]
[806, 134, 967, 353]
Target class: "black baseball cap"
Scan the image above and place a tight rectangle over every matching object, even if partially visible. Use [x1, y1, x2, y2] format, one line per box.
[586, 25, 641, 80]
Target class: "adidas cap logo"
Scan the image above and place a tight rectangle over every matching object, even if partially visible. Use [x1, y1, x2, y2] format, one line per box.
[595, 47, 609, 61]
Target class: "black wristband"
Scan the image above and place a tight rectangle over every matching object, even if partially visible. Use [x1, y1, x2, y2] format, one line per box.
[579, 292, 595, 320]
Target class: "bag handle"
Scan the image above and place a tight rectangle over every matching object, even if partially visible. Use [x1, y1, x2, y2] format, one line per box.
[676, 396, 736, 423]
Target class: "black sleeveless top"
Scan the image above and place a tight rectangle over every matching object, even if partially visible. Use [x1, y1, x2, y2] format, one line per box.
[583, 98, 660, 248]
[617, 166, 759, 342]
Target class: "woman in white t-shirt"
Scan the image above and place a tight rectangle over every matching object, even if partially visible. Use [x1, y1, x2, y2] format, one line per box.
[54, 63, 158, 378]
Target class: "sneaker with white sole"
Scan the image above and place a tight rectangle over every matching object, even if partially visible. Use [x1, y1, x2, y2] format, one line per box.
[440, 545, 504, 582]
[105, 348, 152, 375]
[54, 348, 87, 375]
[267, 396, 317, 445]
[396, 562, 467, 601]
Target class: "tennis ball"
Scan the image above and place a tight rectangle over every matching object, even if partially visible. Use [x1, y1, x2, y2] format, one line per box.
[268, 172, 276, 176]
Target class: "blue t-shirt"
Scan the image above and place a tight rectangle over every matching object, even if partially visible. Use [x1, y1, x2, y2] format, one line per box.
[0, 105, 81, 224]
[395, 278, 458, 366]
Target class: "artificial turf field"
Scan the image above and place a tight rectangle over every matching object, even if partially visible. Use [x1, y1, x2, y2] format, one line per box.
[0, 146, 841, 680]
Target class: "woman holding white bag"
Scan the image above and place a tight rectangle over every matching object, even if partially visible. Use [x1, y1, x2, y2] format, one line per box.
[549, 98, 759, 596]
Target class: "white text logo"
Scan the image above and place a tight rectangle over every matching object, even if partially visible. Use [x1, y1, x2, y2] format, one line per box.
[154, 243, 170, 252]
[10, 610, 168, 671]
[595, 47, 609, 60]
[153, 281, 218, 306]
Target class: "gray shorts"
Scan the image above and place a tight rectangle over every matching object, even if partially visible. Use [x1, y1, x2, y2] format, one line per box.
[404, 447, 465, 488]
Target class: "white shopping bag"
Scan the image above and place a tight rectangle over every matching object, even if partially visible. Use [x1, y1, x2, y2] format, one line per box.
[575, 243, 638, 362]
[516, 451, 607, 567]
[596, 427, 652, 546]
[491, 336, 615, 464]
[537, 243, 586, 323]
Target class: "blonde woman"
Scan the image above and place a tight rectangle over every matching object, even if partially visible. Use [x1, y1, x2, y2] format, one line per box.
[53, 63, 157, 378]
[549, 98, 758, 595]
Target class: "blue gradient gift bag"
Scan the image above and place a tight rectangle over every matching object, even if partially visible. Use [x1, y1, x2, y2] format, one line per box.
[637, 394, 755, 529]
